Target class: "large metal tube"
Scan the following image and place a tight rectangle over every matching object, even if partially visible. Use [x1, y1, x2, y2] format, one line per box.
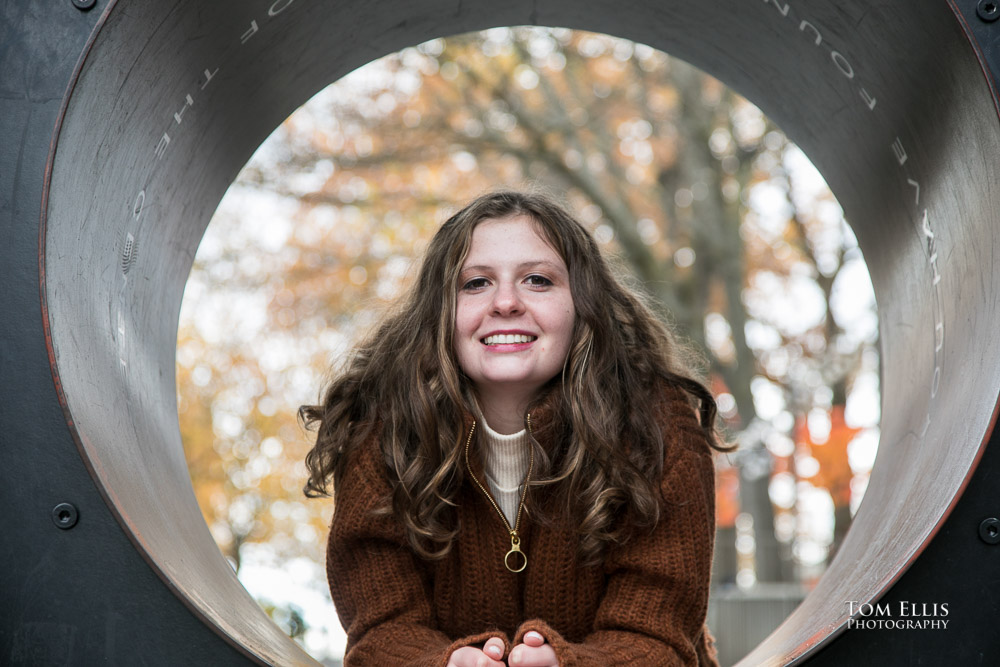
[3, 1, 999, 664]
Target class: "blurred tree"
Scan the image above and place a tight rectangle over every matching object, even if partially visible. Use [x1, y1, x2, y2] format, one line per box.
[247, 28, 877, 579]
[795, 406, 862, 557]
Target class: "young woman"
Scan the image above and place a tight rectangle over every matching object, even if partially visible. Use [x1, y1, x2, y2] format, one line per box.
[302, 190, 727, 666]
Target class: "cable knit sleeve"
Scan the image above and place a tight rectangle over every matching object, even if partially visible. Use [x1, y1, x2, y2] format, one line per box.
[514, 392, 719, 666]
[327, 438, 510, 667]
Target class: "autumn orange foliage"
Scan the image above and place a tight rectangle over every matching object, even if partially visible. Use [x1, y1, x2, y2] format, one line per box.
[715, 464, 740, 528]
[794, 405, 861, 508]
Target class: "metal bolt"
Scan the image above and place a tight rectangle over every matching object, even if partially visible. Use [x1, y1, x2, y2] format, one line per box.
[72, 0, 96, 11]
[52, 503, 79, 530]
[979, 517, 1000, 544]
[978, 0, 1000, 22]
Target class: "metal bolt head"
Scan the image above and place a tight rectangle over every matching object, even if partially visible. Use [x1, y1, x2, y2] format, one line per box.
[978, 0, 1000, 22]
[52, 503, 79, 530]
[72, 0, 97, 10]
[979, 517, 1000, 544]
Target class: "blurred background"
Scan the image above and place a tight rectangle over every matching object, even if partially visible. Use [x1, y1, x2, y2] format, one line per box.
[176, 27, 880, 666]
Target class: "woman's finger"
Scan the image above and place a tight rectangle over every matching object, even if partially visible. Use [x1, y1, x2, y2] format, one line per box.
[521, 630, 546, 647]
[446, 646, 505, 667]
[482, 636, 505, 660]
[509, 643, 559, 667]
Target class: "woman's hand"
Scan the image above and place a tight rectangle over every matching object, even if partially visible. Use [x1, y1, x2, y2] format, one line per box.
[446, 636, 506, 667]
[509, 631, 559, 667]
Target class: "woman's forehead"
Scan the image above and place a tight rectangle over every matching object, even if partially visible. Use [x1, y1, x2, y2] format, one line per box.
[464, 215, 565, 263]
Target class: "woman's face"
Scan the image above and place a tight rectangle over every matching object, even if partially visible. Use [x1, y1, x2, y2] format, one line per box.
[454, 215, 576, 406]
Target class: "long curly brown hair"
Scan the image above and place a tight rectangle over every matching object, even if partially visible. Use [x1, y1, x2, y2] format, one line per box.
[302, 190, 729, 563]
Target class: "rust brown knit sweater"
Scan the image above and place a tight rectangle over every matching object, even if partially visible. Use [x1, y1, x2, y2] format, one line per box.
[326, 390, 719, 666]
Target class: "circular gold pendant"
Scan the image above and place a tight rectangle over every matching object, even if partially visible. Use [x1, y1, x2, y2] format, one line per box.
[505, 546, 527, 572]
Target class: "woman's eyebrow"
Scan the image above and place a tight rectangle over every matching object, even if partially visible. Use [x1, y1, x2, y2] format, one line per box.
[520, 260, 566, 273]
[460, 260, 566, 274]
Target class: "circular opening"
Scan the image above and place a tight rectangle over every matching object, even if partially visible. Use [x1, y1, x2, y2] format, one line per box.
[178, 28, 880, 663]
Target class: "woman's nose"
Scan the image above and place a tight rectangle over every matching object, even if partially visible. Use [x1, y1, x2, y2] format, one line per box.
[491, 282, 523, 315]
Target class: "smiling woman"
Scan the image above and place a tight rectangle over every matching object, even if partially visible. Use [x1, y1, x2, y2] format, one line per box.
[300, 190, 733, 666]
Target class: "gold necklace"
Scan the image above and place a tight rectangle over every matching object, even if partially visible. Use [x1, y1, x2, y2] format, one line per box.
[463, 415, 534, 573]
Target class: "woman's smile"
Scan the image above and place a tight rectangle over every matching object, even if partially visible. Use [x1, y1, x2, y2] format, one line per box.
[481, 330, 537, 347]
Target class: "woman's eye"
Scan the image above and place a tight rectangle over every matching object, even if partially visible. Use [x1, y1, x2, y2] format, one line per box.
[461, 277, 489, 291]
[525, 274, 553, 287]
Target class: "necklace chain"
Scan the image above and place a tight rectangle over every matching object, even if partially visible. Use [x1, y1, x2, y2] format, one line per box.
[464, 415, 534, 573]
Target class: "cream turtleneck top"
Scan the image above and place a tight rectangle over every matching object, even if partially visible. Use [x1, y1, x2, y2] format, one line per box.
[478, 416, 531, 526]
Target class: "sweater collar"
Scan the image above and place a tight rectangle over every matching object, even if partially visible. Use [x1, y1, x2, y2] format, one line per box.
[459, 384, 563, 457]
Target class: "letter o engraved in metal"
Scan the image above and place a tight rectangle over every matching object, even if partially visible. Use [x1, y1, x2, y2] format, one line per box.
[505, 547, 527, 573]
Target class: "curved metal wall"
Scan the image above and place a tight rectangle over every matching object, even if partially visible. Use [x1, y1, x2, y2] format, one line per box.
[3, 0, 1000, 664]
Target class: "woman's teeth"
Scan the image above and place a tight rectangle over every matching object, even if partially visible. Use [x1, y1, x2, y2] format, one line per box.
[483, 333, 536, 345]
